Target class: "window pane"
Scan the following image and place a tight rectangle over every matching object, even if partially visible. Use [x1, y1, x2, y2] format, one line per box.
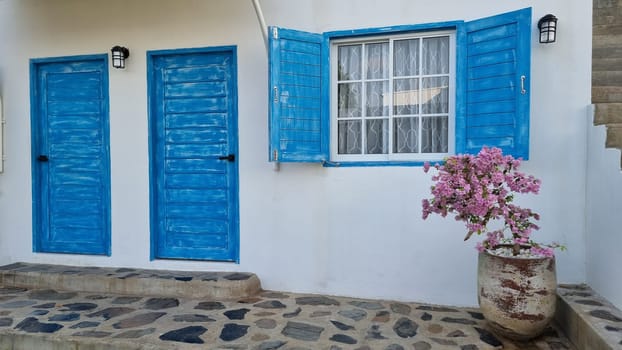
[366, 81, 389, 117]
[393, 78, 419, 115]
[421, 116, 448, 153]
[338, 45, 362, 80]
[333, 32, 453, 161]
[422, 36, 449, 75]
[393, 117, 419, 153]
[366, 42, 389, 79]
[338, 120, 362, 154]
[394, 39, 419, 77]
[338, 82, 362, 118]
[422, 77, 449, 114]
[366, 119, 388, 154]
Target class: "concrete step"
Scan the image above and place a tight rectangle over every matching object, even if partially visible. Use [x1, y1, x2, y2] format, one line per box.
[593, 34, 622, 49]
[593, 46, 622, 60]
[594, 103, 622, 125]
[592, 86, 622, 103]
[594, 7, 622, 26]
[593, 0, 622, 9]
[593, 57, 622, 72]
[593, 71, 622, 86]
[556, 284, 622, 350]
[0, 262, 261, 300]
[606, 124, 622, 148]
[593, 24, 622, 36]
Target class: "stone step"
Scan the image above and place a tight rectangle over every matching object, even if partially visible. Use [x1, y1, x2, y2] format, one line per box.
[593, 57, 622, 72]
[606, 124, 622, 148]
[593, 24, 622, 36]
[556, 285, 622, 350]
[593, 46, 622, 60]
[593, 34, 622, 49]
[0, 262, 261, 300]
[592, 86, 622, 103]
[594, 7, 622, 26]
[594, 103, 622, 125]
[0, 334, 146, 350]
[593, 71, 622, 86]
[593, 0, 622, 9]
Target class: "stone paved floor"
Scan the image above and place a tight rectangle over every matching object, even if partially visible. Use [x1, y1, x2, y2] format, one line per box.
[0, 286, 576, 350]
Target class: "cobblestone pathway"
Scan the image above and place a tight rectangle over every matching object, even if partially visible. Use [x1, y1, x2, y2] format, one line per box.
[0, 286, 575, 349]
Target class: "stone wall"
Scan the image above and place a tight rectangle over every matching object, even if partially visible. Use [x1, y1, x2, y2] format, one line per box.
[593, 0, 622, 166]
[586, 0, 622, 310]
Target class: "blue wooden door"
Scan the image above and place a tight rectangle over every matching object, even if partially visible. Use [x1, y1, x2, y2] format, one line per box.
[30, 55, 111, 255]
[148, 47, 239, 262]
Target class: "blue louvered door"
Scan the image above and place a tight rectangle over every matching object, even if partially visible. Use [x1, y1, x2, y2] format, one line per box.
[31, 55, 111, 255]
[148, 48, 239, 262]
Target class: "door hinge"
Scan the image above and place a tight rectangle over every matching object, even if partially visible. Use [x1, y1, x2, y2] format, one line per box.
[273, 86, 279, 103]
[273, 149, 278, 161]
[272, 27, 279, 39]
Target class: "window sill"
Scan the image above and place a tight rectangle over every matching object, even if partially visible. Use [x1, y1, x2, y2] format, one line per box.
[322, 160, 444, 167]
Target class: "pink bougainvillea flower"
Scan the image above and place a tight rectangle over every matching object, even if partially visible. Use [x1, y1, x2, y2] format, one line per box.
[421, 147, 562, 257]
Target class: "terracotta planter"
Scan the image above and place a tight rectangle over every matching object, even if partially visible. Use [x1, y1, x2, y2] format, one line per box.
[477, 249, 557, 340]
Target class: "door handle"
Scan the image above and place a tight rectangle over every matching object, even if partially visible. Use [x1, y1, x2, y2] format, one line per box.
[520, 75, 527, 95]
[218, 154, 235, 162]
[37, 155, 49, 162]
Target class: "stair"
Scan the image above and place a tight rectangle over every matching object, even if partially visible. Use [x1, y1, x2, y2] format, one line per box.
[0, 262, 262, 300]
[593, 0, 622, 167]
[556, 284, 622, 350]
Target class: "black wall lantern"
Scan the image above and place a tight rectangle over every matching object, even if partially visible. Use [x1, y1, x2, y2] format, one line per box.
[111, 46, 130, 69]
[538, 14, 558, 44]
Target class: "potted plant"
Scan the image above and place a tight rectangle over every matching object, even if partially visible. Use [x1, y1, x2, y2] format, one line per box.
[422, 147, 563, 340]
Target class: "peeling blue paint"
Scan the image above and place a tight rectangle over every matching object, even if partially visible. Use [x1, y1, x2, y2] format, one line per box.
[147, 47, 239, 262]
[30, 54, 111, 255]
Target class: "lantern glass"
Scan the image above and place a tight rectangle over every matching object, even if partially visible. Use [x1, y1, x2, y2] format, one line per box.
[112, 52, 124, 68]
[538, 15, 558, 44]
[111, 46, 129, 69]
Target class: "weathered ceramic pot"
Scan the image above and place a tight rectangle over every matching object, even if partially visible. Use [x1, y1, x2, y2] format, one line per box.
[477, 248, 557, 340]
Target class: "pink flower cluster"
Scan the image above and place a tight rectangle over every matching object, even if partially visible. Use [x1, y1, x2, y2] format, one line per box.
[422, 147, 556, 257]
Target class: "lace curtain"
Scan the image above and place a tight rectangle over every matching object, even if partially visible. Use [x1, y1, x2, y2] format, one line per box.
[337, 36, 450, 155]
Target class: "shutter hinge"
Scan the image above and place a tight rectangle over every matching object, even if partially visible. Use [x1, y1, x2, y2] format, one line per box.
[273, 149, 278, 161]
[273, 86, 279, 102]
[272, 27, 279, 39]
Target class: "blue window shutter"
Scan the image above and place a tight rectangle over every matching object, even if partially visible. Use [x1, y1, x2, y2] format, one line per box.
[457, 8, 531, 159]
[269, 27, 328, 162]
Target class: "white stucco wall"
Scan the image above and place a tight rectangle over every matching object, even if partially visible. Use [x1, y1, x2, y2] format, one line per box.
[0, 0, 590, 306]
[586, 109, 622, 310]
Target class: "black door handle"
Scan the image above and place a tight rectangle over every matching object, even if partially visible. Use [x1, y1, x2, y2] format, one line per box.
[218, 154, 235, 162]
[37, 155, 49, 162]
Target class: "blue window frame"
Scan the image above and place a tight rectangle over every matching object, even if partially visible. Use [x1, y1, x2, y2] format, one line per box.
[269, 8, 531, 166]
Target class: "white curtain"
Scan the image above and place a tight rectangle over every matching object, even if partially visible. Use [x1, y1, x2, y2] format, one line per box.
[337, 36, 450, 155]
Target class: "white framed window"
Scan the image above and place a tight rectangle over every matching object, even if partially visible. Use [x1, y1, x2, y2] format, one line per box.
[268, 8, 531, 164]
[330, 31, 456, 162]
